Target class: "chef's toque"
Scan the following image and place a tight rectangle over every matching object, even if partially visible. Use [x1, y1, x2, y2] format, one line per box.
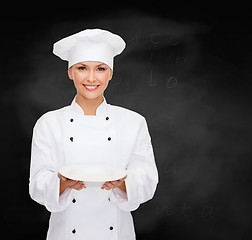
[53, 29, 126, 70]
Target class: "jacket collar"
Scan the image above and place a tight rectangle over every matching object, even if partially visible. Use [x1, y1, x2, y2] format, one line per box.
[70, 96, 109, 117]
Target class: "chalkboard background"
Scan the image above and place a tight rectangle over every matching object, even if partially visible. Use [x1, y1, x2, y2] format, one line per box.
[1, 6, 252, 240]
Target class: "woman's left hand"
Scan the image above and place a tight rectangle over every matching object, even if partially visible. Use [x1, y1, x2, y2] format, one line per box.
[101, 175, 127, 192]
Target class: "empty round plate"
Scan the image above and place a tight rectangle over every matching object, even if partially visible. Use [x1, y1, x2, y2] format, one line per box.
[59, 163, 126, 182]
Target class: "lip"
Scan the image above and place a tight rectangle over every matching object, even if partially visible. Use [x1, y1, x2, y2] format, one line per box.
[83, 84, 99, 91]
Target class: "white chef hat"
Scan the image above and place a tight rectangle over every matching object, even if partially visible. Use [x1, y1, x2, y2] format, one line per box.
[53, 29, 126, 70]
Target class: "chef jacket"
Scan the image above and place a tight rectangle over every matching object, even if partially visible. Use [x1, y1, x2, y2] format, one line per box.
[29, 97, 158, 240]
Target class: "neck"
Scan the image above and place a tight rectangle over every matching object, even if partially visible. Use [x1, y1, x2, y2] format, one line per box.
[75, 94, 104, 115]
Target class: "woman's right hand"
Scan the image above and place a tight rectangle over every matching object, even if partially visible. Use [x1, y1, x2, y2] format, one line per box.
[58, 172, 86, 195]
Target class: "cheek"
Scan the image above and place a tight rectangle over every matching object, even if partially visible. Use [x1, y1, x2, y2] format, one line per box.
[98, 73, 110, 85]
[73, 72, 84, 82]
[73, 72, 86, 87]
[73, 77, 83, 91]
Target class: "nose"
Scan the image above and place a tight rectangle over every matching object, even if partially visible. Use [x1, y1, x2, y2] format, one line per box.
[87, 70, 96, 83]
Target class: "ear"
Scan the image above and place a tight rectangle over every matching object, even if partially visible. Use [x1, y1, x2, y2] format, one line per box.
[68, 67, 73, 80]
[109, 69, 113, 81]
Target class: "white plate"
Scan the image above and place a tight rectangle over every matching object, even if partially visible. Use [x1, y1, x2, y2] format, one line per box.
[59, 163, 126, 183]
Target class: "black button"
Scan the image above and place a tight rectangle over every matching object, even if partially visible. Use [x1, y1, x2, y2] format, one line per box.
[110, 226, 113, 230]
[106, 117, 109, 120]
[72, 229, 76, 234]
[72, 198, 76, 203]
[108, 137, 111, 141]
[70, 118, 74, 122]
[108, 197, 111, 201]
[70, 137, 73, 142]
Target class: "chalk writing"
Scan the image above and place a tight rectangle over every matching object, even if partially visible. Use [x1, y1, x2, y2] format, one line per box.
[149, 117, 175, 131]
[181, 202, 192, 217]
[201, 204, 214, 218]
[150, 33, 161, 44]
[149, 71, 157, 87]
[155, 202, 215, 218]
[166, 76, 178, 89]
[126, 32, 179, 46]
[149, 71, 179, 89]
[156, 205, 173, 217]
[165, 161, 177, 175]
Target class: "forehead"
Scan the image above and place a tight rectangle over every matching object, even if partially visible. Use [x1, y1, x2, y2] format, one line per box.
[75, 61, 107, 67]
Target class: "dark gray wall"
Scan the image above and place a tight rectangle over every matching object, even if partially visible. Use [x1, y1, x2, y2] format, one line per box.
[1, 7, 252, 240]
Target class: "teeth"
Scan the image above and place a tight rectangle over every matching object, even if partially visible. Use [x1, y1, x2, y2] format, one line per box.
[85, 85, 98, 89]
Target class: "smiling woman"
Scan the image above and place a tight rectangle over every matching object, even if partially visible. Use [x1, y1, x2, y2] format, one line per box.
[29, 29, 158, 240]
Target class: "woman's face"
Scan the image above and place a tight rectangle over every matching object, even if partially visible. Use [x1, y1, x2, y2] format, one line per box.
[68, 61, 113, 101]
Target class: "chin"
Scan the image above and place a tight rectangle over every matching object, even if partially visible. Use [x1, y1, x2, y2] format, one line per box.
[79, 92, 103, 101]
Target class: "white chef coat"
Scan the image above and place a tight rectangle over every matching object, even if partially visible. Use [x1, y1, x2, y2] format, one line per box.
[29, 97, 158, 240]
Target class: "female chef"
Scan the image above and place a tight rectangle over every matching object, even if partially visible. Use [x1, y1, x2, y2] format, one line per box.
[29, 29, 158, 240]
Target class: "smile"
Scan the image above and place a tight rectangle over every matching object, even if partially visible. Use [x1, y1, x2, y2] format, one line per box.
[83, 84, 99, 91]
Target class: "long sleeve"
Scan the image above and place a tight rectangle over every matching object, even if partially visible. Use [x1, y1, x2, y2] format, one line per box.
[110, 117, 159, 212]
[29, 115, 73, 213]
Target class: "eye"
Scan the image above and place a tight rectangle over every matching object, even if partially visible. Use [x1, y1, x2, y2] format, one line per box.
[97, 67, 105, 71]
[78, 66, 86, 70]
